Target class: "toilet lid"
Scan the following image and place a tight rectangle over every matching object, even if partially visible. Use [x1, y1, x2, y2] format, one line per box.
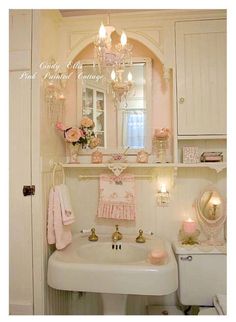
[172, 241, 226, 255]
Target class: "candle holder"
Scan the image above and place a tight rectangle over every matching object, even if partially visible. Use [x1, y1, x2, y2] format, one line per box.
[179, 228, 200, 245]
[155, 138, 168, 163]
[153, 128, 170, 163]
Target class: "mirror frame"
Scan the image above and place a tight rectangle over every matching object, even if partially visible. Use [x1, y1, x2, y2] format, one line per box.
[195, 186, 226, 245]
[76, 57, 152, 155]
[196, 187, 226, 223]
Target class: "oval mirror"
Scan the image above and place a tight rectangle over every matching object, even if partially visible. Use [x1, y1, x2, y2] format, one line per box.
[195, 188, 226, 246]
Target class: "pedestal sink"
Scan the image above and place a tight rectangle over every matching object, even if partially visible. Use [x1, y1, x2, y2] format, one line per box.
[47, 234, 178, 314]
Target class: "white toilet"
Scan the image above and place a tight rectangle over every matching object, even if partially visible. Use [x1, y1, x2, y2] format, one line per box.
[173, 243, 227, 315]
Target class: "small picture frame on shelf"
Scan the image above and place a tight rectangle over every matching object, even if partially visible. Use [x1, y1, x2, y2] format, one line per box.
[183, 146, 199, 164]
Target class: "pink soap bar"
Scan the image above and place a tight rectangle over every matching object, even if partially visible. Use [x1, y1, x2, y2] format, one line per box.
[148, 250, 167, 265]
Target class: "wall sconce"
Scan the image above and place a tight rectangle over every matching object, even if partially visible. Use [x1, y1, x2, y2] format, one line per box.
[156, 168, 175, 207]
[44, 58, 66, 125]
[157, 183, 170, 206]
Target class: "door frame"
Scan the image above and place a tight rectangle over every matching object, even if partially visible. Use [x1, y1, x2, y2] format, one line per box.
[31, 10, 46, 314]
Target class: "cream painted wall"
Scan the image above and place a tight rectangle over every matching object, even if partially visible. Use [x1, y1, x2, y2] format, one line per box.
[66, 168, 226, 242]
[40, 11, 65, 158]
[39, 9, 227, 314]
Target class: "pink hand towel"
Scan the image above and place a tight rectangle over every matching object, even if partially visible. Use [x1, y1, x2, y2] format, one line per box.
[47, 187, 73, 250]
[97, 174, 136, 220]
[57, 184, 75, 225]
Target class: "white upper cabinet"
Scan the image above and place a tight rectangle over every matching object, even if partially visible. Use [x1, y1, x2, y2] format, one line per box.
[176, 19, 226, 136]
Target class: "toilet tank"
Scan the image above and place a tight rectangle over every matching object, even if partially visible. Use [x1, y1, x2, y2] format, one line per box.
[173, 243, 227, 306]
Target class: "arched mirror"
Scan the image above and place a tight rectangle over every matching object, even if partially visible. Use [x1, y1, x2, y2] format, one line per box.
[195, 188, 226, 246]
[76, 57, 152, 153]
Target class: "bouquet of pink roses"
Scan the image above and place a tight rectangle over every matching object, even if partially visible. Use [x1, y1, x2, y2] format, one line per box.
[153, 128, 170, 140]
[56, 117, 100, 149]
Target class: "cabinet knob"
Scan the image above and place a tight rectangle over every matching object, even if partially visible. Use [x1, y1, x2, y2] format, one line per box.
[179, 97, 185, 104]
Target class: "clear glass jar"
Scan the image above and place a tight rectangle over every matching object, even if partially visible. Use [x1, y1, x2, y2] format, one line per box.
[156, 139, 168, 163]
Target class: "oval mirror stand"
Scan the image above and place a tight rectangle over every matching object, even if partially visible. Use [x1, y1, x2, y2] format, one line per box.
[195, 187, 226, 246]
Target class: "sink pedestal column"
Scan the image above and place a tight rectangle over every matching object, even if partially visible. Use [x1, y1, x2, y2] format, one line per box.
[101, 293, 128, 315]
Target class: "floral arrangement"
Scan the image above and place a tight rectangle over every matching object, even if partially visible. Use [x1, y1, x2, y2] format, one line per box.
[153, 128, 170, 140]
[56, 117, 100, 149]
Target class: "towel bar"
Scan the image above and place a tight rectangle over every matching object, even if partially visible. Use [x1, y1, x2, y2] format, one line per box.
[78, 174, 153, 179]
[52, 162, 65, 187]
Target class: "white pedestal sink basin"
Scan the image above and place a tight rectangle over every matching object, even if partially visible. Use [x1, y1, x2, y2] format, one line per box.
[48, 234, 178, 314]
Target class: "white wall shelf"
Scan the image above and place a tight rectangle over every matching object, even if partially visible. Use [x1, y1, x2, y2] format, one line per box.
[62, 162, 226, 173]
[177, 135, 227, 140]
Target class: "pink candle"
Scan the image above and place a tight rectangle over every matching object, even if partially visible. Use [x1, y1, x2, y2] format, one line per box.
[183, 219, 197, 234]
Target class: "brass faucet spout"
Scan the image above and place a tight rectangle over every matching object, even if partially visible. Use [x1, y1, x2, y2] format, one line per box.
[112, 224, 122, 242]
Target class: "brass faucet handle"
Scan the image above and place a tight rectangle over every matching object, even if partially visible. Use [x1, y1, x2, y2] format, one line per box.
[88, 227, 98, 241]
[112, 225, 122, 241]
[136, 229, 146, 243]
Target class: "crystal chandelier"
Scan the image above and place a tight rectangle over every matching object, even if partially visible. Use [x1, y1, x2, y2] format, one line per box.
[94, 18, 134, 106]
[94, 19, 133, 71]
[110, 68, 133, 107]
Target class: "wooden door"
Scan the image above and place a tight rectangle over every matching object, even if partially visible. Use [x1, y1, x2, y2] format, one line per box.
[9, 10, 34, 315]
[176, 20, 226, 135]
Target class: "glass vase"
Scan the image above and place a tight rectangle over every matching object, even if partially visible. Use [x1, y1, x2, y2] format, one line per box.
[69, 144, 80, 163]
[156, 139, 168, 163]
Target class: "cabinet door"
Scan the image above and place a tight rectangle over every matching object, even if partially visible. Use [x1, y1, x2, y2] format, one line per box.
[176, 20, 226, 135]
[95, 90, 105, 147]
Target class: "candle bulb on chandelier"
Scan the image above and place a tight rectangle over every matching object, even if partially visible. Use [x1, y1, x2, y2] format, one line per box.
[127, 72, 133, 82]
[120, 31, 127, 46]
[111, 70, 116, 81]
[59, 93, 65, 100]
[99, 23, 106, 39]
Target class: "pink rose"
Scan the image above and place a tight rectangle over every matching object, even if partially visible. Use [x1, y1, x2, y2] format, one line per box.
[89, 137, 100, 149]
[56, 122, 66, 131]
[154, 128, 170, 140]
[65, 127, 84, 143]
[80, 117, 94, 128]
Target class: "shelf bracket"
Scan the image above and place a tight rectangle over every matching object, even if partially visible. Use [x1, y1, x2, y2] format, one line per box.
[107, 163, 128, 176]
[207, 163, 226, 173]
